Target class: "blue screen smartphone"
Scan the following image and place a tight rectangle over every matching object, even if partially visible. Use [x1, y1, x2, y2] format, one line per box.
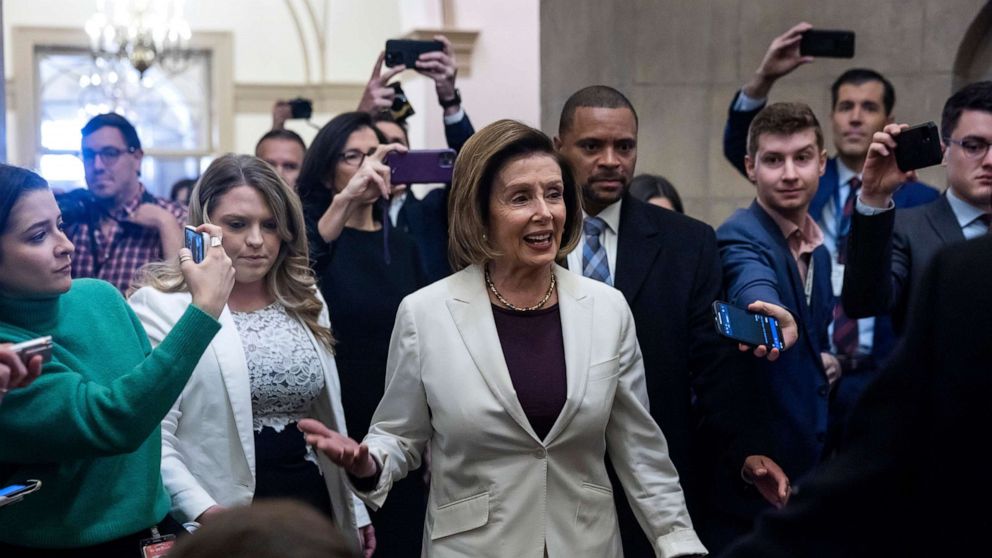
[184, 226, 209, 263]
[0, 480, 41, 508]
[712, 301, 784, 350]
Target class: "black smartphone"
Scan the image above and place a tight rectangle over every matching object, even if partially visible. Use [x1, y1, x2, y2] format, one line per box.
[288, 97, 313, 120]
[10, 336, 53, 365]
[184, 226, 209, 263]
[894, 121, 944, 172]
[384, 39, 444, 68]
[712, 301, 784, 350]
[800, 29, 855, 58]
[390, 82, 415, 121]
[0, 480, 42, 508]
[384, 149, 456, 184]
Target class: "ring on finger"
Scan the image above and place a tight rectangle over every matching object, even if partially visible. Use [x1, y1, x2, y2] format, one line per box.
[178, 255, 192, 264]
[210, 236, 223, 247]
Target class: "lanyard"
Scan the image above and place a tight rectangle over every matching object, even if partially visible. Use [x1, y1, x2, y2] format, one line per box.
[804, 257, 815, 307]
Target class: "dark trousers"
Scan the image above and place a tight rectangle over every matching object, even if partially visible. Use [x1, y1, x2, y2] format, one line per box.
[0, 515, 185, 558]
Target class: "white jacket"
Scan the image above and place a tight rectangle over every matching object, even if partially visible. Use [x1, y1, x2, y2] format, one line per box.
[355, 265, 706, 558]
[129, 287, 370, 545]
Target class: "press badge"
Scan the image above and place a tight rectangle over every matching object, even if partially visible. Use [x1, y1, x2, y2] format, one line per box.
[831, 263, 845, 298]
[139, 526, 176, 558]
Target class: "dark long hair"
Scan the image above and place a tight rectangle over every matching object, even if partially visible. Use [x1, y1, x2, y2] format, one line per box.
[296, 111, 386, 218]
[0, 164, 49, 236]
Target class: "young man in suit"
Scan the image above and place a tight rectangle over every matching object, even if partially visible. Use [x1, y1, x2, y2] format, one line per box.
[716, 102, 837, 545]
[723, 234, 992, 558]
[555, 85, 792, 555]
[843, 80, 992, 332]
[722, 23, 940, 432]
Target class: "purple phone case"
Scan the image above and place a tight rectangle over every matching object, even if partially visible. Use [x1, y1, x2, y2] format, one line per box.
[385, 149, 456, 184]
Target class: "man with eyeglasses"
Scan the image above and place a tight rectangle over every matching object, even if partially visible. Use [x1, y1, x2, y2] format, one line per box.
[842, 81, 992, 333]
[61, 113, 185, 293]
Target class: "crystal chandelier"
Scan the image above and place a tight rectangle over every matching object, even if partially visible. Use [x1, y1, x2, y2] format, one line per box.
[84, 0, 192, 77]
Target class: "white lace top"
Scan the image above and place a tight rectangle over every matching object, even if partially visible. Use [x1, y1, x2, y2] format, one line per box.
[231, 303, 325, 433]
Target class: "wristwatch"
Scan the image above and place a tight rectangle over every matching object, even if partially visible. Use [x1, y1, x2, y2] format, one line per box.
[439, 88, 461, 109]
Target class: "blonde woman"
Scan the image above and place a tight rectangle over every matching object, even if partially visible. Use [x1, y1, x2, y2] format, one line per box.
[129, 154, 374, 556]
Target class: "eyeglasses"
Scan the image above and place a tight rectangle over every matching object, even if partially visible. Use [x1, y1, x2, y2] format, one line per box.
[80, 146, 138, 165]
[337, 149, 373, 168]
[944, 137, 992, 160]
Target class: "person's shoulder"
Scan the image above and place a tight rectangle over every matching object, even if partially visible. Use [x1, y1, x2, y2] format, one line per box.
[152, 195, 187, 220]
[70, 278, 123, 300]
[625, 197, 716, 237]
[128, 285, 191, 308]
[716, 206, 758, 236]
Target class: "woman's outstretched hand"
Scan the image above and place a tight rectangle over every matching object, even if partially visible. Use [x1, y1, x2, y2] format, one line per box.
[298, 418, 378, 478]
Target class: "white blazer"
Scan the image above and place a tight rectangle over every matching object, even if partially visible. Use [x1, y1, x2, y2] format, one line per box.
[356, 264, 707, 558]
[128, 287, 369, 545]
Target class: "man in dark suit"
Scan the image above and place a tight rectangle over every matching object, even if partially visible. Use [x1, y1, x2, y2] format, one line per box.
[716, 102, 836, 549]
[555, 85, 791, 556]
[722, 23, 939, 433]
[359, 35, 475, 283]
[721, 234, 992, 558]
[843, 80, 992, 332]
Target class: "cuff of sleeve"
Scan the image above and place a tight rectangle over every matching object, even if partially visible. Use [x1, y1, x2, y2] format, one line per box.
[733, 90, 766, 112]
[855, 196, 895, 215]
[353, 494, 371, 527]
[173, 486, 219, 524]
[655, 528, 709, 557]
[443, 107, 466, 125]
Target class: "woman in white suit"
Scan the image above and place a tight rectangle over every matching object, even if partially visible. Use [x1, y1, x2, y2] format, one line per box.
[301, 121, 707, 557]
[128, 154, 374, 555]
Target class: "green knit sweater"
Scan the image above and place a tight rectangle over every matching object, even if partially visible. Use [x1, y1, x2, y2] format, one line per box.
[0, 279, 220, 548]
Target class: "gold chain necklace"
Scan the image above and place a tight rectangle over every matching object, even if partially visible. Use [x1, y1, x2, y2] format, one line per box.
[484, 265, 556, 312]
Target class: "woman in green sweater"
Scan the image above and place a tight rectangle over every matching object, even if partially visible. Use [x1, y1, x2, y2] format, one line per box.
[0, 164, 235, 556]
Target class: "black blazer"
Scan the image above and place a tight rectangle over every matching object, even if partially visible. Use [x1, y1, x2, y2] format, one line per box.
[842, 194, 964, 332]
[722, 234, 992, 558]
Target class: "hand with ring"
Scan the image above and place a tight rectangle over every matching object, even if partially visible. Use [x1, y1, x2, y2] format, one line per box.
[178, 224, 236, 319]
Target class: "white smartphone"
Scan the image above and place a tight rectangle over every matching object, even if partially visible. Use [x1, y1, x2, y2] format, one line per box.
[10, 336, 53, 365]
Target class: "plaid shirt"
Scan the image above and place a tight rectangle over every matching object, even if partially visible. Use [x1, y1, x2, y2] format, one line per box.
[66, 186, 187, 293]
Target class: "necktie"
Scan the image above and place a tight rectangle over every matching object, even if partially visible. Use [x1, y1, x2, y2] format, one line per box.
[582, 216, 612, 285]
[832, 177, 860, 357]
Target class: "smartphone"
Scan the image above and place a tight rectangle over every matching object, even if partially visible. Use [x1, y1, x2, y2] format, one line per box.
[800, 29, 855, 58]
[184, 226, 210, 263]
[712, 301, 784, 350]
[390, 82, 415, 121]
[384, 39, 444, 68]
[10, 336, 53, 365]
[894, 121, 944, 172]
[0, 480, 42, 508]
[384, 149, 456, 184]
[288, 98, 313, 120]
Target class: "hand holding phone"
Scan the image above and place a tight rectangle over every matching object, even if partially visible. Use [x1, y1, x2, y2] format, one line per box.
[10, 336, 53, 365]
[384, 149, 456, 184]
[0, 480, 42, 508]
[799, 29, 855, 58]
[894, 121, 944, 172]
[288, 97, 313, 120]
[713, 301, 798, 360]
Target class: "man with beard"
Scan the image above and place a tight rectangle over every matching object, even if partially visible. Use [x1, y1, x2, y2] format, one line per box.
[555, 85, 791, 555]
[61, 113, 185, 293]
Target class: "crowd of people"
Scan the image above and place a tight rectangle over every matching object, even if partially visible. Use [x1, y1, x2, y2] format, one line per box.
[1, 22, 991, 558]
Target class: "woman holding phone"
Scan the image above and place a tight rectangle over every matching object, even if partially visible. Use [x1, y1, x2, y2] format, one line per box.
[0, 163, 234, 556]
[297, 112, 427, 557]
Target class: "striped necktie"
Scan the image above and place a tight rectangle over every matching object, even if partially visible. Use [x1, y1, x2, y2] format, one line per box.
[832, 177, 860, 357]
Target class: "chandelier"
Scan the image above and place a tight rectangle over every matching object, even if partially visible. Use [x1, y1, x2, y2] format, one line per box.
[84, 0, 193, 77]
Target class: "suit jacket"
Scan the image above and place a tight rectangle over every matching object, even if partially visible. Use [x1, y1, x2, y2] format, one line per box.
[128, 287, 368, 545]
[353, 264, 706, 558]
[717, 201, 833, 489]
[722, 235, 992, 558]
[842, 194, 964, 332]
[396, 112, 476, 283]
[722, 90, 939, 359]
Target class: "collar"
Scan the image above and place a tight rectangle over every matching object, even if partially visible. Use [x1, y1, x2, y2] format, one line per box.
[108, 183, 147, 221]
[946, 187, 988, 229]
[0, 288, 63, 335]
[835, 158, 861, 188]
[756, 198, 824, 247]
[582, 198, 622, 234]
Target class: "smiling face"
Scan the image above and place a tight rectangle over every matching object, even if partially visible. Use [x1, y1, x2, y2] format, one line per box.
[209, 185, 282, 287]
[0, 189, 75, 297]
[555, 106, 637, 216]
[487, 154, 567, 274]
[746, 128, 827, 223]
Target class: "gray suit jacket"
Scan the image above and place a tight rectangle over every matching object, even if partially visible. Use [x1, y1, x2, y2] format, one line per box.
[842, 194, 964, 332]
